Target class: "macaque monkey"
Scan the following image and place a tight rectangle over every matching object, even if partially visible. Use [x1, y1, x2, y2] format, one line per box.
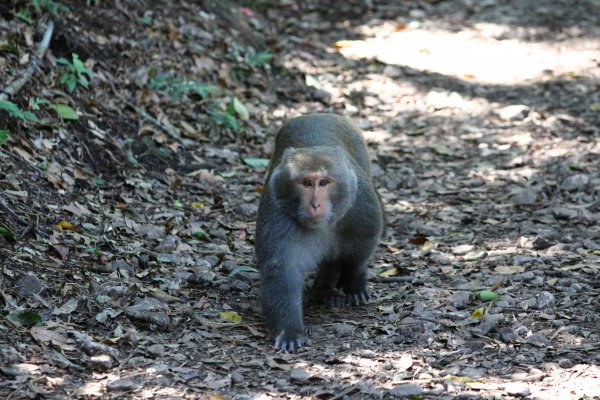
[255, 113, 385, 351]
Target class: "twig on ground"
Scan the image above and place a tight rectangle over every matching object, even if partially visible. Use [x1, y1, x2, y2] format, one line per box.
[0, 21, 54, 100]
[125, 102, 186, 147]
[0, 193, 30, 226]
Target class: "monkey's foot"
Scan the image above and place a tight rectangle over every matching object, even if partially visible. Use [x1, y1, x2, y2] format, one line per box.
[323, 288, 370, 308]
[344, 288, 370, 306]
[274, 330, 310, 352]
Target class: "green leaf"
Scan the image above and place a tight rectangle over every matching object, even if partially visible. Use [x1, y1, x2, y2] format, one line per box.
[192, 229, 211, 241]
[0, 224, 16, 241]
[478, 290, 500, 301]
[72, 53, 85, 72]
[7, 311, 42, 327]
[138, 16, 152, 25]
[29, 97, 48, 111]
[243, 157, 269, 168]
[471, 306, 487, 319]
[0, 130, 9, 146]
[228, 265, 259, 278]
[0, 43, 20, 55]
[174, 200, 183, 208]
[49, 103, 79, 120]
[0, 99, 38, 122]
[232, 97, 249, 121]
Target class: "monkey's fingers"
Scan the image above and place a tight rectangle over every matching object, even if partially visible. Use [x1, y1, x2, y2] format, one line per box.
[347, 290, 370, 307]
[274, 331, 310, 352]
[326, 293, 347, 308]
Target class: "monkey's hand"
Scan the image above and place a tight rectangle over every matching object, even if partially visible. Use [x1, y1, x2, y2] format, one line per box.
[274, 329, 310, 352]
[345, 287, 370, 306]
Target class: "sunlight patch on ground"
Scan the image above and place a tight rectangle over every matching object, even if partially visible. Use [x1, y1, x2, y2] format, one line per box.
[338, 25, 599, 85]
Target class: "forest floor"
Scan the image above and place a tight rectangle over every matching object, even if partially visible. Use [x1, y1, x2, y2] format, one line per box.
[1, 0, 600, 398]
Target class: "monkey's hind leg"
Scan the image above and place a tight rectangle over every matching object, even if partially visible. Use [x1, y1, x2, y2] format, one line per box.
[337, 257, 371, 306]
[309, 261, 347, 308]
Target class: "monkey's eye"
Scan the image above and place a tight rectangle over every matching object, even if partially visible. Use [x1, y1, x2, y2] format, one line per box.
[319, 179, 330, 187]
[302, 179, 313, 187]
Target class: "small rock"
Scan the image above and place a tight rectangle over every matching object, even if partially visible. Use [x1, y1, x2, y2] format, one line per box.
[444, 380, 465, 393]
[333, 323, 356, 336]
[460, 367, 486, 378]
[449, 291, 470, 309]
[110, 260, 135, 275]
[440, 365, 461, 376]
[230, 280, 251, 292]
[429, 251, 454, 265]
[125, 297, 171, 329]
[560, 174, 590, 192]
[478, 314, 503, 335]
[358, 349, 377, 359]
[231, 370, 244, 384]
[535, 291, 555, 310]
[87, 354, 113, 371]
[511, 188, 538, 206]
[463, 249, 487, 261]
[451, 244, 474, 255]
[558, 358, 574, 369]
[290, 367, 310, 383]
[515, 326, 529, 336]
[513, 255, 537, 266]
[531, 236, 553, 250]
[16, 274, 44, 298]
[515, 354, 528, 363]
[505, 381, 531, 397]
[495, 104, 530, 121]
[154, 235, 181, 253]
[582, 239, 600, 250]
[106, 378, 137, 392]
[147, 344, 165, 357]
[526, 334, 550, 347]
[500, 327, 519, 342]
[389, 383, 423, 397]
[552, 207, 578, 220]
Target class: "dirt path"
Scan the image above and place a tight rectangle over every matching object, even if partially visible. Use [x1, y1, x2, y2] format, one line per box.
[1, 1, 599, 398]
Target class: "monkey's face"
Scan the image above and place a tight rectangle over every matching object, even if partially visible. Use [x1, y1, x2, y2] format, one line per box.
[294, 172, 335, 227]
[276, 147, 351, 229]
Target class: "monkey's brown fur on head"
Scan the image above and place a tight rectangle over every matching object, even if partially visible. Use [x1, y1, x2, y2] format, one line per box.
[255, 113, 385, 351]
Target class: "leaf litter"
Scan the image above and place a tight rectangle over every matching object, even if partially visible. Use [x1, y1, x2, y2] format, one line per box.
[1, 0, 600, 399]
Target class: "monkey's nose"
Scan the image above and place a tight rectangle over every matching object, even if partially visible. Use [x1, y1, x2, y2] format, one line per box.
[310, 199, 321, 209]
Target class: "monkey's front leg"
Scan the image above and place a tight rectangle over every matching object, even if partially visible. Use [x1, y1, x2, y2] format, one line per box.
[260, 263, 309, 351]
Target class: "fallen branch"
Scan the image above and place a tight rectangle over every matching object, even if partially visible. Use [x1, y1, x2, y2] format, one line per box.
[1, 21, 54, 100]
[125, 102, 186, 147]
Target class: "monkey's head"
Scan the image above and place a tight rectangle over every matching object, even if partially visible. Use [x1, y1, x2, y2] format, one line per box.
[272, 146, 358, 229]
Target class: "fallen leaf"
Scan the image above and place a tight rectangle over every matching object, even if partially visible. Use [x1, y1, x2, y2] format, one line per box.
[471, 307, 487, 319]
[56, 220, 77, 231]
[220, 311, 242, 324]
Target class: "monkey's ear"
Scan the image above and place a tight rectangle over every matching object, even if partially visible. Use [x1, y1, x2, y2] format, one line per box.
[281, 147, 297, 160]
[333, 145, 348, 160]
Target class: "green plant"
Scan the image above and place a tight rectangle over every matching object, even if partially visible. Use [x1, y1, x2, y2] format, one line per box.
[56, 53, 93, 92]
[14, 9, 33, 24]
[0, 99, 39, 122]
[208, 102, 239, 132]
[227, 42, 272, 80]
[0, 130, 9, 145]
[31, 0, 69, 16]
[148, 72, 220, 101]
